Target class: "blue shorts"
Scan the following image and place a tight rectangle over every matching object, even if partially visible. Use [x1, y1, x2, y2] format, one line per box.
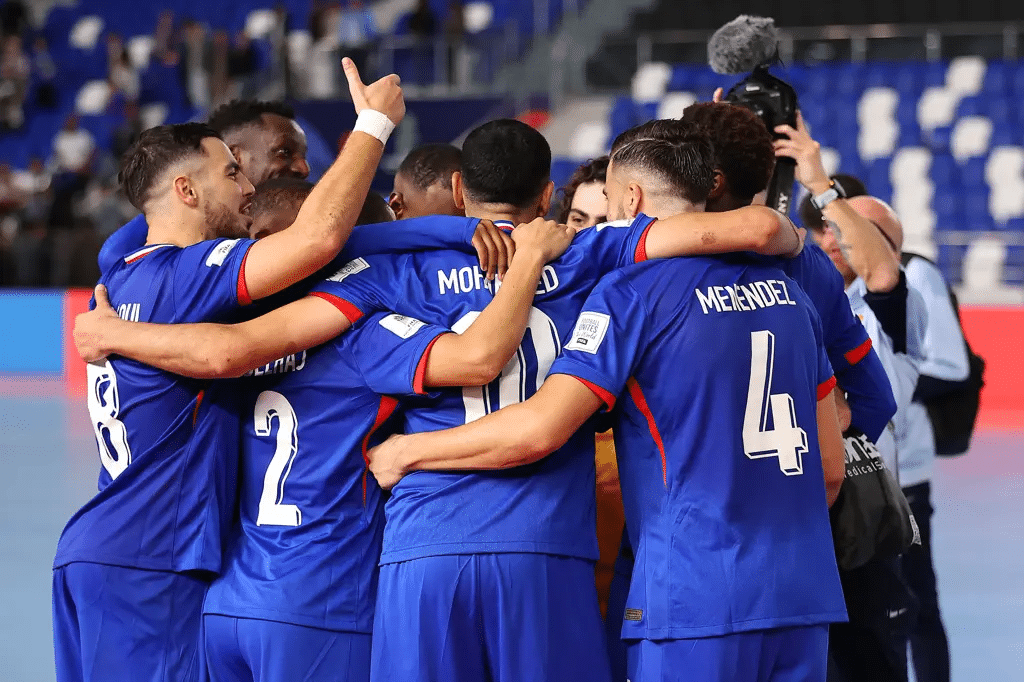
[371, 553, 610, 682]
[52, 562, 207, 682]
[203, 614, 370, 682]
[626, 626, 829, 682]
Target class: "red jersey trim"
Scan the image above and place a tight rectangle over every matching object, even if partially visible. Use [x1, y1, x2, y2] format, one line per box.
[413, 334, 446, 395]
[308, 292, 364, 324]
[634, 219, 656, 263]
[123, 244, 171, 264]
[626, 377, 667, 488]
[817, 375, 838, 401]
[191, 389, 205, 427]
[570, 376, 617, 411]
[236, 247, 253, 306]
[361, 396, 399, 506]
[844, 337, 872, 366]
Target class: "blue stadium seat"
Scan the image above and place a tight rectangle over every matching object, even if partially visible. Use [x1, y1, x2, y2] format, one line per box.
[924, 125, 953, 153]
[609, 97, 636, 139]
[930, 153, 958, 186]
[936, 244, 967, 284]
[956, 95, 986, 118]
[933, 192, 962, 223]
[982, 61, 1011, 93]
[550, 158, 580, 195]
[960, 157, 987, 188]
[964, 191, 991, 221]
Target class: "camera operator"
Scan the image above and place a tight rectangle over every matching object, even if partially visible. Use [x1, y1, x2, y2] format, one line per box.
[776, 115, 934, 682]
[801, 181, 965, 682]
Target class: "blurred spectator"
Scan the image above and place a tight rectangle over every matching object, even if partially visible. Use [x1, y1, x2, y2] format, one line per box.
[82, 178, 134, 240]
[111, 101, 142, 161]
[408, 0, 437, 86]
[107, 34, 140, 102]
[210, 29, 231, 106]
[153, 9, 176, 57]
[9, 158, 50, 286]
[0, 0, 27, 39]
[50, 115, 96, 174]
[0, 163, 26, 212]
[0, 34, 28, 129]
[444, 0, 465, 86]
[30, 36, 57, 108]
[228, 31, 259, 100]
[338, 0, 376, 79]
[179, 20, 211, 109]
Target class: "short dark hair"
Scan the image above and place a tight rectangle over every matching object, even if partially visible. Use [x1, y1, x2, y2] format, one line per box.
[798, 173, 869, 228]
[680, 102, 775, 203]
[358, 192, 395, 225]
[460, 119, 551, 208]
[556, 156, 608, 223]
[609, 120, 716, 204]
[119, 123, 221, 211]
[397, 143, 462, 191]
[207, 99, 296, 137]
[250, 177, 313, 222]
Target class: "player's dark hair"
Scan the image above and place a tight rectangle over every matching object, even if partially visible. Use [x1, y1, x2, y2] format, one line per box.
[397, 143, 462, 192]
[119, 123, 221, 211]
[460, 119, 551, 208]
[798, 172, 869, 228]
[249, 177, 313, 222]
[609, 121, 716, 204]
[358, 192, 395, 225]
[680, 101, 775, 203]
[207, 99, 296, 136]
[556, 156, 608, 223]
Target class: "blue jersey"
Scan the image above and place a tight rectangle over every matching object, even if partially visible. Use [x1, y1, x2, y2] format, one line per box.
[780, 243, 895, 441]
[204, 312, 447, 633]
[550, 255, 847, 639]
[55, 238, 257, 573]
[312, 214, 656, 563]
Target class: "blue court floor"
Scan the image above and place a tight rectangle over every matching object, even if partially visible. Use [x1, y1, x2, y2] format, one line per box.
[0, 380, 1021, 681]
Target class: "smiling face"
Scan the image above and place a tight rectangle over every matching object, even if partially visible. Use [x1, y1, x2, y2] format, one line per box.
[195, 137, 255, 239]
[228, 113, 310, 185]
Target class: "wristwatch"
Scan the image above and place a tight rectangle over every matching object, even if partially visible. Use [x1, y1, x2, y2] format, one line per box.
[810, 178, 848, 211]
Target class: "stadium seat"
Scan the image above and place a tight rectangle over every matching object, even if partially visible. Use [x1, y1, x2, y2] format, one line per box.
[859, 119, 899, 162]
[950, 116, 993, 162]
[631, 62, 671, 102]
[985, 146, 1024, 185]
[656, 92, 697, 120]
[69, 16, 104, 51]
[569, 121, 609, 159]
[127, 35, 156, 70]
[946, 56, 987, 97]
[245, 9, 278, 39]
[75, 80, 112, 115]
[960, 157, 988, 188]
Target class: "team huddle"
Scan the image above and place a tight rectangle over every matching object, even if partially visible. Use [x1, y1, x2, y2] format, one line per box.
[57, 61, 903, 682]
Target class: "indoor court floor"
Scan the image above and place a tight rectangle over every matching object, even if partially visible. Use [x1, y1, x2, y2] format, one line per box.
[1, 378, 1021, 681]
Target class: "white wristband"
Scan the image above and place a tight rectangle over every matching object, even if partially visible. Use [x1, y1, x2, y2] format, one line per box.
[353, 109, 395, 144]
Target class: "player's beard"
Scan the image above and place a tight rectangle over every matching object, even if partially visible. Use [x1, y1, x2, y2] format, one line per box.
[202, 198, 250, 240]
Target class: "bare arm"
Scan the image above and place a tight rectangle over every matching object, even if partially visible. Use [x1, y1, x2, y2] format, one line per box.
[644, 205, 803, 260]
[775, 113, 900, 293]
[817, 393, 846, 507]
[242, 59, 406, 301]
[368, 374, 603, 489]
[74, 286, 351, 379]
[423, 219, 574, 387]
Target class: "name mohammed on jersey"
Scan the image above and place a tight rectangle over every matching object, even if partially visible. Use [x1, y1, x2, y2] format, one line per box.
[437, 265, 560, 296]
[695, 279, 798, 315]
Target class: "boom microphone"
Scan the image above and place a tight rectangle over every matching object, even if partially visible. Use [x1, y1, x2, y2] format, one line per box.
[707, 15, 798, 215]
[708, 15, 779, 75]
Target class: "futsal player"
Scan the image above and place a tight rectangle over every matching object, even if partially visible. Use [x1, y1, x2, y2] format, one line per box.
[388, 143, 464, 219]
[366, 132, 849, 682]
[52, 61, 404, 682]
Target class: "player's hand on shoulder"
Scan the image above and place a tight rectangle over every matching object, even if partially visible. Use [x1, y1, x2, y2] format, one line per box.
[472, 219, 515, 281]
[367, 434, 409, 491]
[342, 57, 405, 125]
[511, 217, 575, 264]
[74, 284, 119, 363]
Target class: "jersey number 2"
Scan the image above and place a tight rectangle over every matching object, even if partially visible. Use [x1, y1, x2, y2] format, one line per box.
[742, 330, 808, 476]
[254, 390, 301, 526]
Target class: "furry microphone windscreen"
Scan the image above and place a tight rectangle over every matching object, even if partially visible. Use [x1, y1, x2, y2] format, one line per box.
[707, 15, 779, 75]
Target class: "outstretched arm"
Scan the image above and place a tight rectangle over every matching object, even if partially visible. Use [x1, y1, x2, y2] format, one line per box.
[643, 205, 803, 260]
[422, 219, 574, 387]
[368, 374, 603, 489]
[75, 286, 351, 379]
[242, 59, 406, 301]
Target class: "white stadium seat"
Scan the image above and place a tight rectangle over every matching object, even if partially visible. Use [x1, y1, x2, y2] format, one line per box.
[463, 2, 494, 34]
[631, 62, 671, 103]
[656, 91, 697, 120]
[950, 116, 993, 162]
[70, 16, 104, 50]
[890, 147, 932, 183]
[985, 146, 1024, 185]
[140, 103, 169, 129]
[127, 35, 155, 70]
[245, 9, 278, 39]
[962, 237, 1007, 289]
[75, 80, 111, 115]
[857, 87, 899, 125]
[917, 87, 959, 130]
[990, 182, 1024, 224]
[819, 147, 841, 176]
[946, 56, 987, 97]
[569, 121, 610, 159]
[858, 118, 899, 161]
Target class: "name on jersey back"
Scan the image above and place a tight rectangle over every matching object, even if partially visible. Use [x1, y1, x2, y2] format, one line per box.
[695, 279, 797, 315]
[438, 265, 559, 296]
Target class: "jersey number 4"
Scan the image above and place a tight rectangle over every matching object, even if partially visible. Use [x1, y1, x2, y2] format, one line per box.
[254, 390, 302, 526]
[743, 330, 808, 476]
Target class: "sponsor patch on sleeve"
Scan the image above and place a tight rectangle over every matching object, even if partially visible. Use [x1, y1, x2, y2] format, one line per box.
[327, 258, 370, 283]
[379, 314, 427, 339]
[205, 239, 241, 267]
[565, 311, 610, 354]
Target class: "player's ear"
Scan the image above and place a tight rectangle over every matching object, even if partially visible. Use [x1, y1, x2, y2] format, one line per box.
[451, 171, 467, 211]
[173, 174, 198, 208]
[538, 180, 555, 217]
[709, 169, 727, 200]
[626, 183, 642, 219]
[388, 191, 405, 220]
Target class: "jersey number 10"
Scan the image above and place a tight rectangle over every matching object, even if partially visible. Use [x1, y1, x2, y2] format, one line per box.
[743, 330, 808, 476]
